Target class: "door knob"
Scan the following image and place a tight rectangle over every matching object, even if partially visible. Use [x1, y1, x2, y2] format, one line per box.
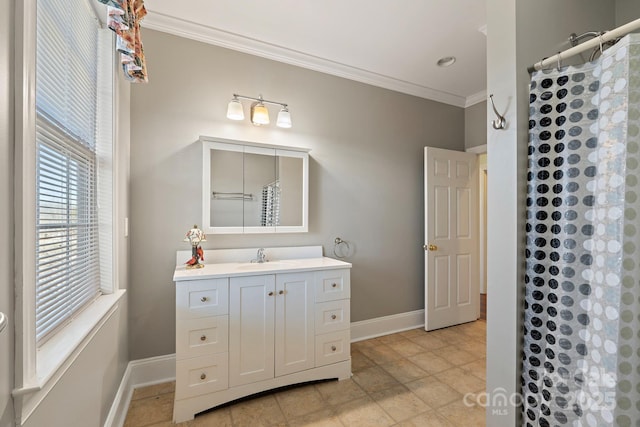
[423, 244, 438, 251]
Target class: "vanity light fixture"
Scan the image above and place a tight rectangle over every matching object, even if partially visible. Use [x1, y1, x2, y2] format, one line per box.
[226, 93, 292, 128]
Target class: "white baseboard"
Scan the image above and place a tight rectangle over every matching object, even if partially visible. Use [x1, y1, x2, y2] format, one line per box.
[104, 354, 176, 427]
[104, 310, 424, 426]
[350, 309, 425, 342]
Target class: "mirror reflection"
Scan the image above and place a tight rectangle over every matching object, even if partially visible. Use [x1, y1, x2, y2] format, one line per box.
[202, 137, 309, 234]
[242, 152, 277, 227]
[277, 156, 304, 227]
[210, 148, 244, 227]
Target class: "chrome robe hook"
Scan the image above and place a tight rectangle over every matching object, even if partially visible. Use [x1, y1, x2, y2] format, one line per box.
[489, 94, 506, 130]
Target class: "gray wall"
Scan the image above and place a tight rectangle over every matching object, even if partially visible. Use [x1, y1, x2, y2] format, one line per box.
[129, 29, 465, 360]
[22, 304, 128, 427]
[464, 101, 487, 149]
[616, 0, 640, 26]
[1, 0, 16, 425]
[486, 1, 616, 425]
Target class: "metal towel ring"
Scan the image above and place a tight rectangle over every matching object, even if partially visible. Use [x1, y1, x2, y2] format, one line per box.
[333, 237, 350, 259]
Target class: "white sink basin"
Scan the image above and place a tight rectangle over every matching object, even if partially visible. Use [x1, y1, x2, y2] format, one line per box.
[234, 261, 297, 271]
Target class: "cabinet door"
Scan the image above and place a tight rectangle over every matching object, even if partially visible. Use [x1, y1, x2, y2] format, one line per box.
[275, 272, 315, 376]
[229, 275, 275, 387]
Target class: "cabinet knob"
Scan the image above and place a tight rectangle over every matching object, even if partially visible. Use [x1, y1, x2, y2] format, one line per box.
[331, 314, 337, 320]
[331, 283, 338, 288]
[200, 296, 209, 303]
[278, 290, 284, 295]
[200, 373, 206, 380]
[200, 335, 206, 342]
[268, 291, 274, 296]
[331, 346, 337, 352]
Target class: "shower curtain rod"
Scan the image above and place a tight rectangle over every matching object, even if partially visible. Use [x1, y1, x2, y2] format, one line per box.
[528, 17, 640, 72]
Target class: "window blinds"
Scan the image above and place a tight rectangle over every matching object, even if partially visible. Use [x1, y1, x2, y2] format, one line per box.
[35, 0, 112, 344]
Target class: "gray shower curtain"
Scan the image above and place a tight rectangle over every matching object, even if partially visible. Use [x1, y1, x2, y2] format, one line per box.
[523, 34, 640, 427]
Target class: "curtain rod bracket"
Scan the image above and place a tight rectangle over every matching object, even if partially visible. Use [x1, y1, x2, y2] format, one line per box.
[529, 18, 640, 72]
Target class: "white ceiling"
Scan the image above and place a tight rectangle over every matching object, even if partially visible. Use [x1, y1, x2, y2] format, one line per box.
[142, 1, 487, 108]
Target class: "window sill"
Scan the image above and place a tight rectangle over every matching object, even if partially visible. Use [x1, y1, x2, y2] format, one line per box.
[36, 289, 126, 384]
[13, 289, 126, 424]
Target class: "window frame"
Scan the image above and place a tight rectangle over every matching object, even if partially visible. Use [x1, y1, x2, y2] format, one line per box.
[13, 0, 125, 423]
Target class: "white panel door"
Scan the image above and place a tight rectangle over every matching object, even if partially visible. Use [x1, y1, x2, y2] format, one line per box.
[424, 147, 479, 331]
[229, 275, 275, 387]
[275, 272, 315, 376]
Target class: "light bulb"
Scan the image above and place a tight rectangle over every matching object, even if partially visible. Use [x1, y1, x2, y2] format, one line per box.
[226, 98, 244, 120]
[276, 107, 292, 128]
[251, 102, 270, 125]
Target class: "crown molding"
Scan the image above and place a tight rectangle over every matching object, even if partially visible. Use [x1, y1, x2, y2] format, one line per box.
[142, 11, 470, 108]
[465, 90, 487, 107]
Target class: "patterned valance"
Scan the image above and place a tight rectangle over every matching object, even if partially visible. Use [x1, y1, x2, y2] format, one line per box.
[97, 0, 148, 83]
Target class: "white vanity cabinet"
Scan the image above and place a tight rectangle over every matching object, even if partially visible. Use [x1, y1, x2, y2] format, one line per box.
[313, 269, 351, 367]
[175, 279, 229, 401]
[173, 250, 351, 423]
[229, 272, 315, 387]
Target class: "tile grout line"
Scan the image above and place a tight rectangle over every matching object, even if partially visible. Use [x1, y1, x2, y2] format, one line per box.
[354, 326, 486, 426]
[124, 322, 486, 427]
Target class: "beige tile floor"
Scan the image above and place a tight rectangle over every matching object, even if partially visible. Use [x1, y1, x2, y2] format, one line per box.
[124, 320, 486, 427]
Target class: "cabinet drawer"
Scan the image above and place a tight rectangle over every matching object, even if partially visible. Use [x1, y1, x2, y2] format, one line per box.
[176, 278, 229, 319]
[315, 300, 350, 335]
[314, 269, 350, 302]
[176, 353, 229, 400]
[177, 316, 228, 359]
[315, 330, 350, 367]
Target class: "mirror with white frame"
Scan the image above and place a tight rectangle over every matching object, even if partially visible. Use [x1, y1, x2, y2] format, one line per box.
[201, 136, 309, 234]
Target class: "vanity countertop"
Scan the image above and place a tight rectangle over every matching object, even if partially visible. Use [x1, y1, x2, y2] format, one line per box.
[173, 256, 351, 282]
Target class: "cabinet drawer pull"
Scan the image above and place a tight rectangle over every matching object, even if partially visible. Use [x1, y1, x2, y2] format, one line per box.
[331, 314, 337, 320]
[200, 296, 209, 303]
[331, 283, 338, 288]
[268, 291, 274, 296]
[200, 335, 206, 341]
[200, 373, 206, 380]
[331, 345, 337, 352]
[278, 290, 284, 295]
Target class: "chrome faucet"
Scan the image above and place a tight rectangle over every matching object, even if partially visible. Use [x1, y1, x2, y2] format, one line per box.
[255, 248, 267, 263]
